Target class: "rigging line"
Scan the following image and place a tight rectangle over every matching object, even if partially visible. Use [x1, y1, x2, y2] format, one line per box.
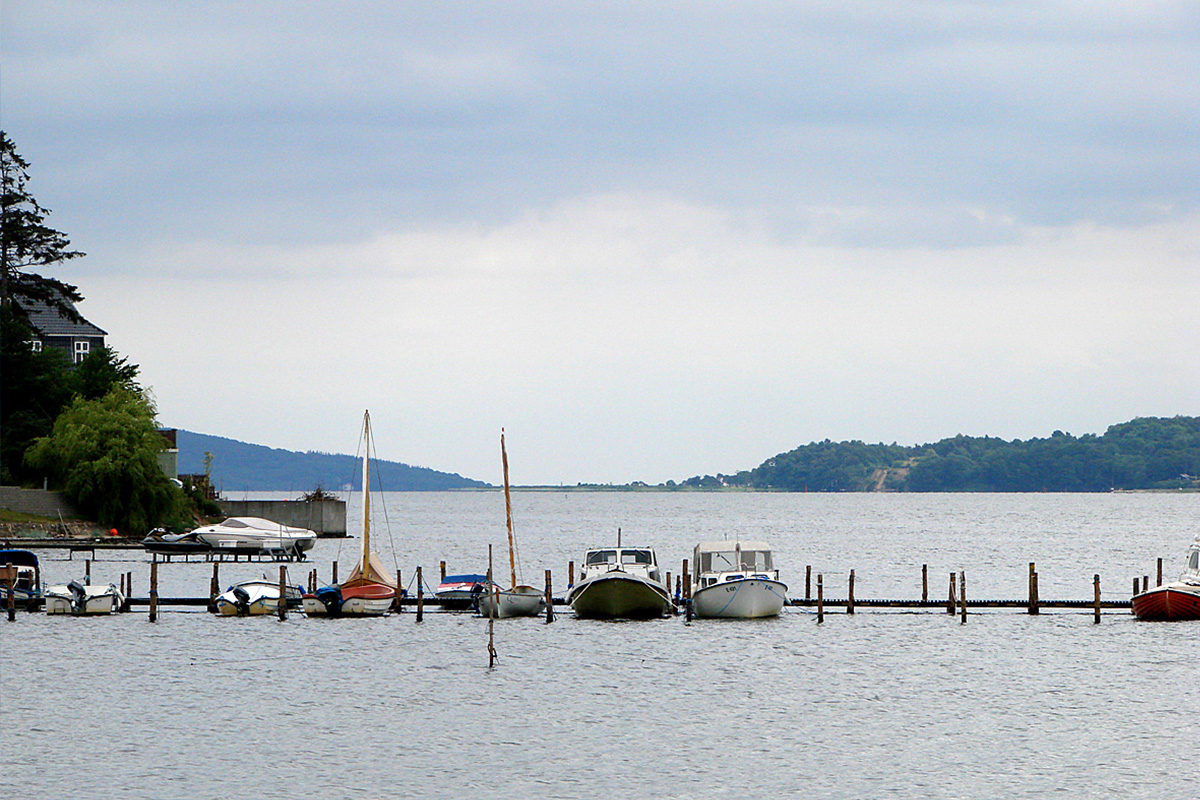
[366, 414, 401, 574]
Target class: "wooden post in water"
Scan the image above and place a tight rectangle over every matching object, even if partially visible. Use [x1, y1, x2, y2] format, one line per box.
[1028, 563, 1039, 615]
[1093, 574, 1101, 624]
[1031, 570, 1040, 615]
[4, 563, 14, 621]
[85, 558, 91, 585]
[922, 564, 928, 604]
[332, 560, 338, 585]
[487, 547, 497, 668]
[816, 574, 824, 623]
[681, 559, 690, 600]
[415, 566, 424, 622]
[394, 569, 403, 612]
[568, 560, 575, 587]
[959, 571, 966, 624]
[847, 569, 855, 615]
[125, 571, 132, 612]
[208, 562, 220, 613]
[947, 572, 956, 614]
[1157, 558, 1163, 587]
[277, 565, 287, 621]
[544, 569, 554, 624]
[149, 559, 159, 623]
[1142, 575, 1149, 594]
[805, 565, 812, 602]
[440, 561, 447, 581]
[1132, 576, 1139, 597]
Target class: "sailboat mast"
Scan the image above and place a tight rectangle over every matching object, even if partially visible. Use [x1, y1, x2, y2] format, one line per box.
[361, 410, 371, 577]
[502, 429, 516, 589]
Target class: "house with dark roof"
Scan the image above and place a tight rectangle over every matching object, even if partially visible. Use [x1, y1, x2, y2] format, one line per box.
[20, 296, 107, 364]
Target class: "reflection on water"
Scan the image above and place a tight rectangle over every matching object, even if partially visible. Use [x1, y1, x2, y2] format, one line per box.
[2, 492, 1197, 798]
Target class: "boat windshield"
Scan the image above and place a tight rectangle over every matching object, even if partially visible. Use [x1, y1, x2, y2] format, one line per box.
[620, 550, 653, 565]
[1188, 548, 1200, 575]
[586, 550, 618, 566]
[700, 549, 773, 573]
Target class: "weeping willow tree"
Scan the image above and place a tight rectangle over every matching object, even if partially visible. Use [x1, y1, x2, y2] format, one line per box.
[25, 386, 185, 533]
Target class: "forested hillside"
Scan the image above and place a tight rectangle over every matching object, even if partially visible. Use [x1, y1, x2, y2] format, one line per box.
[678, 416, 1200, 492]
[177, 430, 490, 491]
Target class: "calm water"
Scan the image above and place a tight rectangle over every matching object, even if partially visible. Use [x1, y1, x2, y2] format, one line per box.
[2, 492, 1197, 798]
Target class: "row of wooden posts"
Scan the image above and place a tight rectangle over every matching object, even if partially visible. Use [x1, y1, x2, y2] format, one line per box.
[6, 555, 1164, 623]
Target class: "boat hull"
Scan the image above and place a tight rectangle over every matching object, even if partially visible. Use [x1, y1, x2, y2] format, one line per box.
[692, 578, 787, 618]
[1132, 583, 1200, 621]
[567, 572, 671, 619]
[340, 583, 395, 616]
[43, 584, 123, 615]
[215, 596, 279, 616]
[477, 585, 545, 618]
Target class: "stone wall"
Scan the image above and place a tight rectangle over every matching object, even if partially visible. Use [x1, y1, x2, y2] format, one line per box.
[0, 486, 81, 518]
[217, 498, 346, 536]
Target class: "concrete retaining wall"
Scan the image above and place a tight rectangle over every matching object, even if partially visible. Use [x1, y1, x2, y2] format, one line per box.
[0, 486, 81, 519]
[217, 498, 346, 536]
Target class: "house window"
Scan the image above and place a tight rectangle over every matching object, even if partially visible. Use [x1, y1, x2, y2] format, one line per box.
[74, 340, 90, 363]
[31, 340, 43, 353]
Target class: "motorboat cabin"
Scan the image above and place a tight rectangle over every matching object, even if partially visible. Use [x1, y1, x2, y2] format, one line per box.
[691, 540, 787, 618]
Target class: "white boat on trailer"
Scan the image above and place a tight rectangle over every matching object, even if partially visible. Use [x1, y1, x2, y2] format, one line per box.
[43, 581, 125, 615]
[691, 540, 787, 619]
[193, 517, 317, 558]
[566, 541, 671, 619]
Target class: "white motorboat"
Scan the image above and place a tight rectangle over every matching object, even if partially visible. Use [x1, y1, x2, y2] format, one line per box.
[193, 517, 317, 557]
[566, 543, 671, 619]
[477, 429, 546, 619]
[43, 581, 125, 615]
[691, 540, 788, 619]
[214, 579, 302, 616]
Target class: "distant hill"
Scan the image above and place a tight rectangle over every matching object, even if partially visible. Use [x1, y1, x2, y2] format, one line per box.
[674, 416, 1200, 492]
[176, 430, 490, 491]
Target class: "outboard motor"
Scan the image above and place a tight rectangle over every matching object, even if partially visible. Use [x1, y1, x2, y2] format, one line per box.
[231, 585, 252, 615]
[67, 580, 87, 614]
[314, 585, 343, 616]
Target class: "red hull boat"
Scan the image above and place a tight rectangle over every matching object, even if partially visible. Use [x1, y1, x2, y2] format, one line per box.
[1132, 584, 1200, 621]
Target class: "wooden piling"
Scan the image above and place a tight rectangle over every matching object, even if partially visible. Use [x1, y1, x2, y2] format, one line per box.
[544, 569, 554, 623]
[4, 562, 14, 622]
[394, 569, 403, 612]
[1093, 574, 1101, 624]
[805, 565, 812, 602]
[1142, 575, 1149, 594]
[681, 559, 690, 600]
[332, 560, 338, 585]
[959, 571, 966, 624]
[208, 562, 219, 613]
[1132, 576, 1139, 597]
[816, 574, 824, 623]
[149, 560, 159, 623]
[1028, 563, 1039, 615]
[847, 569, 855, 615]
[947, 572, 956, 614]
[1031, 570, 1040, 615]
[85, 558, 91, 585]
[487, 547, 497, 668]
[415, 566, 424, 622]
[1157, 558, 1163, 587]
[277, 565, 287, 620]
[124, 571, 132, 612]
[440, 561, 447, 581]
[568, 560, 575, 587]
[921, 564, 928, 604]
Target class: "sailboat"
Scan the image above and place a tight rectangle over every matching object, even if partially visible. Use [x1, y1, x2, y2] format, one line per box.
[302, 410, 397, 617]
[476, 429, 545, 619]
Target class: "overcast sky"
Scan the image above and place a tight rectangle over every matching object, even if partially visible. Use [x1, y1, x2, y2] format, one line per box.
[3, 2, 1198, 485]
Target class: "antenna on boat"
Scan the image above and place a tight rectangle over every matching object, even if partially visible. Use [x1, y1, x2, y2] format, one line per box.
[617, 526, 622, 548]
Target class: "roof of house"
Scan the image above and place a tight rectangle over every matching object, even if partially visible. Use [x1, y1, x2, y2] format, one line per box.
[19, 296, 107, 338]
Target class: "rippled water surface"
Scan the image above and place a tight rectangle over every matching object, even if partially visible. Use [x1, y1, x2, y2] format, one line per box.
[3, 492, 1197, 798]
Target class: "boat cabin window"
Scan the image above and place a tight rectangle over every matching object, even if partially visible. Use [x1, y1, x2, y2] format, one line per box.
[1190, 549, 1199, 571]
[740, 550, 772, 571]
[586, 550, 618, 566]
[703, 551, 739, 573]
[621, 550, 652, 565]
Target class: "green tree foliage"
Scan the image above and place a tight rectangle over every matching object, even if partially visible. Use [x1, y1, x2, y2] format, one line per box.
[728, 417, 1200, 492]
[24, 386, 185, 533]
[0, 130, 83, 318]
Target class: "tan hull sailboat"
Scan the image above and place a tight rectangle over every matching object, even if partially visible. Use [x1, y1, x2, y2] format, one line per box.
[477, 430, 545, 619]
[303, 410, 397, 617]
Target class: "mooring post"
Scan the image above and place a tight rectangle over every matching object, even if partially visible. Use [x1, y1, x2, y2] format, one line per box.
[1157, 558, 1163, 587]
[568, 560, 575, 587]
[277, 565, 287, 620]
[415, 566, 424, 622]
[394, 570, 403, 612]
[847, 569, 855, 615]
[4, 562, 14, 622]
[440, 561, 447, 581]
[149, 559, 159, 623]
[544, 569, 554, 623]
[947, 572, 956, 614]
[922, 564, 928, 604]
[681, 558, 690, 602]
[332, 560, 338, 585]
[1132, 576, 1139, 597]
[1031, 570, 1040, 615]
[805, 565, 812, 602]
[816, 574, 824, 623]
[1093, 574, 1101, 624]
[1028, 563, 1039, 615]
[959, 571, 967, 624]
[1142, 575, 1149, 594]
[124, 571, 132, 612]
[85, 558, 91, 585]
[208, 563, 219, 613]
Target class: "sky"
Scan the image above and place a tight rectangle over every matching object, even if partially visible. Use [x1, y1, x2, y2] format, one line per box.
[2, 2, 1198, 485]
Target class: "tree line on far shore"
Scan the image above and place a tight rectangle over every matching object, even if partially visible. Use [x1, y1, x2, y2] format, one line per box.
[671, 416, 1200, 492]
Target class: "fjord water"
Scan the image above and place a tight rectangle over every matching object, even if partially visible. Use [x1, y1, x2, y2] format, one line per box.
[3, 492, 1197, 798]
